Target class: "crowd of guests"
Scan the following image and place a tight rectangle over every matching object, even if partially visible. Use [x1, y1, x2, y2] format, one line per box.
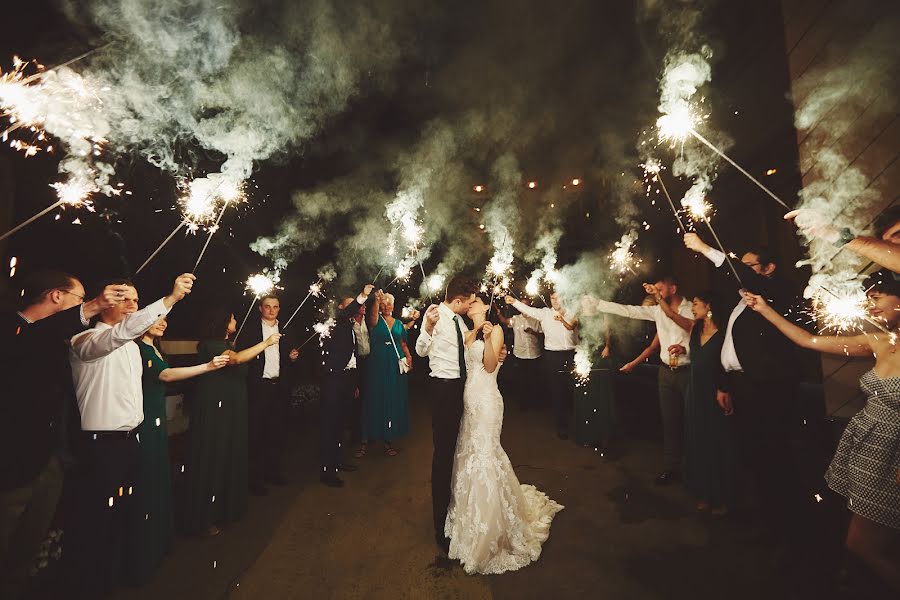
[1, 206, 897, 596]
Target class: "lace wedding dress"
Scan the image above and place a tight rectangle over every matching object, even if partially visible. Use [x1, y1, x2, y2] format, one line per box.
[445, 339, 564, 575]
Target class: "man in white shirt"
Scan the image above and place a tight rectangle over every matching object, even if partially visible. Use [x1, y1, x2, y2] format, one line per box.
[505, 292, 578, 439]
[584, 276, 693, 485]
[64, 273, 195, 596]
[415, 275, 478, 554]
[240, 295, 299, 494]
[498, 298, 542, 411]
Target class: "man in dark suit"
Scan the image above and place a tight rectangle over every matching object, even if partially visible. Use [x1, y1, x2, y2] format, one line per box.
[0, 271, 125, 599]
[685, 233, 806, 538]
[319, 284, 373, 487]
[238, 294, 299, 495]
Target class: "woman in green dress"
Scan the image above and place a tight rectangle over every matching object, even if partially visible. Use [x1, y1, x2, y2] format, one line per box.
[358, 291, 412, 457]
[124, 316, 230, 584]
[665, 291, 735, 516]
[574, 324, 618, 454]
[183, 306, 281, 536]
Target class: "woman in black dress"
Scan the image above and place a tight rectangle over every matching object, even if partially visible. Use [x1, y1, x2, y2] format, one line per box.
[663, 290, 735, 515]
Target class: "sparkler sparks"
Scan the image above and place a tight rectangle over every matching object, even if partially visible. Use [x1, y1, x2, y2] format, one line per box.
[245, 272, 278, 297]
[811, 287, 872, 335]
[681, 188, 712, 221]
[314, 318, 336, 339]
[656, 103, 697, 143]
[609, 232, 641, 275]
[573, 347, 592, 386]
[427, 273, 444, 293]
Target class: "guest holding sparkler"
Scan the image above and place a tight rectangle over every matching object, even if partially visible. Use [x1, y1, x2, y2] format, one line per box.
[320, 285, 373, 487]
[664, 291, 736, 516]
[184, 306, 281, 537]
[349, 302, 371, 450]
[786, 205, 900, 274]
[64, 274, 194, 597]
[123, 316, 229, 585]
[582, 277, 692, 484]
[683, 233, 805, 535]
[505, 292, 578, 439]
[238, 294, 298, 496]
[0, 272, 127, 600]
[497, 297, 543, 411]
[360, 291, 411, 457]
[744, 270, 900, 592]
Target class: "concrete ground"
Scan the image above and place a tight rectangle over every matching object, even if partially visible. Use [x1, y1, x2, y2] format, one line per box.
[112, 379, 842, 600]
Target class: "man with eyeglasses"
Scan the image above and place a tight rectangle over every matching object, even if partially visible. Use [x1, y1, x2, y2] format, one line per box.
[0, 271, 128, 600]
[684, 233, 807, 549]
[63, 273, 194, 596]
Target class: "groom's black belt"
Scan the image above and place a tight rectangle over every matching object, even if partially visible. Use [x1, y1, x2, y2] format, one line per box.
[431, 377, 463, 383]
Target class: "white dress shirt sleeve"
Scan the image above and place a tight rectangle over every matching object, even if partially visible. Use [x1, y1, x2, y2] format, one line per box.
[415, 328, 433, 358]
[592, 299, 657, 321]
[511, 301, 546, 322]
[69, 298, 171, 363]
[701, 246, 727, 267]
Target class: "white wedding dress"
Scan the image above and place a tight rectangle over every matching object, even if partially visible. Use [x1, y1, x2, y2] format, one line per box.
[444, 339, 564, 575]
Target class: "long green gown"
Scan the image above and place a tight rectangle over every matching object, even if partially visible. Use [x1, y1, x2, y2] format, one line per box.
[362, 317, 409, 441]
[123, 340, 175, 584]
[684, 325, 735, 508]
[183, 339, 248, 534]
[574, 353, 616, 448]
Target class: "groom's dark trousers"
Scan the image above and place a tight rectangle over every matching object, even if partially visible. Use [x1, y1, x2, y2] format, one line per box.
[431, 377, 465, 541]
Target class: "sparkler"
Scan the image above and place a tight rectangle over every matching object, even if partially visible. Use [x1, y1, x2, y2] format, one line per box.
[0, 192, 86, 242]
[609, 233, 641, 276]
[812, 286, 894, 346]
[297, 318, 337, 350]
[656, 104, 790, 210]
[643, 159, 687, 233]
[283, 280, 325, 329]
[134, 220, 187, 275]
[573, 347, 592, 386]
[189, 178, 246, 273]
[234, 272, 279, 341]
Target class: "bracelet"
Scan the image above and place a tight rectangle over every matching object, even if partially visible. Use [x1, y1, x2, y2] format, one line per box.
[832, 227, 855, 248]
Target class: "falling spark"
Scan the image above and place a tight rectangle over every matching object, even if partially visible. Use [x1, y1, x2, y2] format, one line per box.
[573, 347, 591, 386]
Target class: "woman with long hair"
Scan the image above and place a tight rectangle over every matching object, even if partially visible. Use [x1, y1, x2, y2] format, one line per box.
[124, 316, 229, 584]
[183, 305, 281, 536]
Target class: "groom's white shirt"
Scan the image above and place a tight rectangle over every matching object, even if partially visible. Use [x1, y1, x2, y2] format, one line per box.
[415, 302, 469, 379]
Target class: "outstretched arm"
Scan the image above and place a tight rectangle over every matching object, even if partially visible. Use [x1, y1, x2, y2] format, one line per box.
[619, 333, 660, 373]
[743, 292, 870, 356]
[226, 333, 282, 365]
[159, 354, 230, 382]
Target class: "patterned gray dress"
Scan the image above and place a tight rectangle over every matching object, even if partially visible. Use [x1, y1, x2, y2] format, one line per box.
[825, 370, 900, 529]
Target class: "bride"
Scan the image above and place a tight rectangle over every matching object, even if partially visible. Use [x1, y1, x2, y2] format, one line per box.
[445, 296, 564, 575]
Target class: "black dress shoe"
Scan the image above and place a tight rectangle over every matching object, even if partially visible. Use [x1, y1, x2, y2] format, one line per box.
[654, 471, 681, 486]
[266, 473, 288, 486]
[250, 483, 269, 496]
[337, 463, 359, 472]
[320, 474, 344, 488]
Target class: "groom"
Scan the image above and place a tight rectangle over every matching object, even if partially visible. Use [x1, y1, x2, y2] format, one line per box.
[416, 276, 479, 553]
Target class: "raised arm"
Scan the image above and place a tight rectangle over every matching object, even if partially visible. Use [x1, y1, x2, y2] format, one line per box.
[620, 333, 660, 373]
[786, 209, 900, 273]
[743, 292, 870, 356]
[70, 275, 193, 362]
[643, 283, 693, 333]
[586, 297, 657, 322]
[415, 304, 440, 357]
[507, 297, 546, 322]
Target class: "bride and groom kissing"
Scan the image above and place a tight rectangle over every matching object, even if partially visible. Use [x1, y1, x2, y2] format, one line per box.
[415, 276, 563, 575]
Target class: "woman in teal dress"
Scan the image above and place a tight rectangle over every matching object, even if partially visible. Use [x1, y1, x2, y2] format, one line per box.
[666, 291, 735, 515]
[183, 306, 281, 536]
[124, 316, 230, 584]
[358, 291, 412, 457]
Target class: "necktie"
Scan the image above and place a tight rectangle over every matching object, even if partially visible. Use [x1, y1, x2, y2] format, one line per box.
[453, 315, 467, 381]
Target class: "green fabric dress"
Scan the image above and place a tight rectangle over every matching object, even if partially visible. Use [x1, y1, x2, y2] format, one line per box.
[684, 325, 735, 507]
[123, 340, 174, 584]
[361, 317, 409, 441]
[183, 339, 249, 533]
[574, 353, 616, 448]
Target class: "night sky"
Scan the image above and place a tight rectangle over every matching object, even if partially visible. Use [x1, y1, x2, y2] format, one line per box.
[0, 0, 802, 339]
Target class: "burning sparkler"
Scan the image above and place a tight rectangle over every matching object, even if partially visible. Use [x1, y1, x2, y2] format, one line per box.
[283, 278, 327, 329]
[573, 347, 592, 386]
[235, 272, 280, 341]
[609, 232, 641, 276]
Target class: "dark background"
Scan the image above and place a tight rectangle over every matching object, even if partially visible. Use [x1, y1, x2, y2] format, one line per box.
[0, 0, 805, 342]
